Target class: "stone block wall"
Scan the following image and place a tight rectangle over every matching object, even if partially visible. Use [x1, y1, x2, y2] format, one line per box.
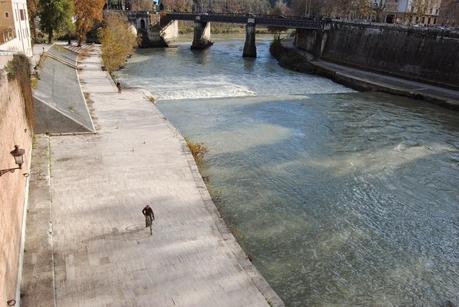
[295, 22, 459, 89]
[0, 69, 33, 305]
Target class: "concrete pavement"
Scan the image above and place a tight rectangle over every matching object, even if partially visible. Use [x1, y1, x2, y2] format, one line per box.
[312, 60, 459, 109]
[21, 46, 283, 307]
[20, 135, 55, 307]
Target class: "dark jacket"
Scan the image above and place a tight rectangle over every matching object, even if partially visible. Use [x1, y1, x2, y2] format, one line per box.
[142, 206, 154, 219]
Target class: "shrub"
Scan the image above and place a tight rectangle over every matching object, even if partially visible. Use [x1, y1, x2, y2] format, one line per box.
[98, 14, 138, 73]
[5, 55, 34, 127]
[185, 138, 208, 165]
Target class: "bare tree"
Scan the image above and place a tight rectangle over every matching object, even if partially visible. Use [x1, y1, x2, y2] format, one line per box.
[270, 0, 291, 16]
[291, 0, 375, 20]
[162, 0, 193, 12]
[130, 0, 154, 11]
[372, 0, 386, 22]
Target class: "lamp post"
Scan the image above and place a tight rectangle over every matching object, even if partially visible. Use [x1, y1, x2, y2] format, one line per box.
[0, 145, 25, 177]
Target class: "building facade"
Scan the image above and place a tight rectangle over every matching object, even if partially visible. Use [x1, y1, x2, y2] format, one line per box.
[438, 0, 459, 25]
[384, 0, 442, 25]
[0, 0, 32, 56]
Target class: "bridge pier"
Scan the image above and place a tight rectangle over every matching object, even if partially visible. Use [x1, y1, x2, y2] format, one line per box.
[243, 20, 256, 58]
[191, 17, 213, 50]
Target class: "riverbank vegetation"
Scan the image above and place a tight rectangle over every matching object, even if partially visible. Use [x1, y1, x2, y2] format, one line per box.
[5, 55, 34, 127]
[185, 138, 208, 165]
[99, 14, 138, 73]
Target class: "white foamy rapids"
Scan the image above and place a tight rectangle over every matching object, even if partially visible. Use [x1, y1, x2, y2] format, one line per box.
[124, 73, 352, 101]
[122, 75, 255, 101]
[154, 82, 256, 101]
[118, 40, 354, 101]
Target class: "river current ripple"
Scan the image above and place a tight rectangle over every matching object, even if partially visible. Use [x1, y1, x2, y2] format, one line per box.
[119, 37, 459, 306]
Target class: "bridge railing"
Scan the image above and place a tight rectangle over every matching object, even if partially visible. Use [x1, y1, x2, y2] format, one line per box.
[165, 11, 318, 19]
[163, 12, 323, 29]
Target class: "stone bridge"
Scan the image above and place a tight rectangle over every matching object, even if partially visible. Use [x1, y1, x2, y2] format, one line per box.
[125, 10, 323, 57]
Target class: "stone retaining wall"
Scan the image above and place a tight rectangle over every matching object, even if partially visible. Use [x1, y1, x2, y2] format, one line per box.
[295, 22, 459, 89]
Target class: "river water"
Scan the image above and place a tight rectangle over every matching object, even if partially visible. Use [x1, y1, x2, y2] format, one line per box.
[119, 37, 459, 306]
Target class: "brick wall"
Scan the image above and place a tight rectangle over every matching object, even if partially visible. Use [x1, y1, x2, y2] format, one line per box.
[0, 69, 33, 306]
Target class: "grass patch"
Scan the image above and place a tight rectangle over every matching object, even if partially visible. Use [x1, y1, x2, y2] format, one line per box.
[185, 138, 208, 165]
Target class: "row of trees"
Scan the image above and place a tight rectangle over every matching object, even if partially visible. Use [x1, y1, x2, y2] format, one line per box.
[289, 0, 440, 22]
[27, 0, 440, 46]
[27, 0, 106, 44]
[162, 0, 440, 22]
[161, 0, 385, 19]
[288, 0, 377, 19]
[160, 0, 382, 18]
[161, 0, 273, 14]
[107, 0, 154, 11]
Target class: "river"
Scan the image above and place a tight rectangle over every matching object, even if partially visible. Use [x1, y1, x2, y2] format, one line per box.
[118, 36, 459, 306]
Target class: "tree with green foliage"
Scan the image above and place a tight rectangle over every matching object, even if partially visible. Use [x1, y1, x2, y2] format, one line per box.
[38, 0, 74, 43]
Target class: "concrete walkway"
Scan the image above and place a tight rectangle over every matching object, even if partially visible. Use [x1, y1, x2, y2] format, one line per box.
[21, 46, 283, 307]
[312, 60, 459, 109]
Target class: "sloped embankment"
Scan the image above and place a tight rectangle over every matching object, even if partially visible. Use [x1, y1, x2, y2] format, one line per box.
[33, 45, 95, 134]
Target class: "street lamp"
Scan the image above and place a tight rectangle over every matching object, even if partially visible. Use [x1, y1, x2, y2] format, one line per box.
[0, 145, 25, 177]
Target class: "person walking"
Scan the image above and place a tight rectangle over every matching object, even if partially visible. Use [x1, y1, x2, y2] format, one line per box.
[142, 205, 155, 235]
[116, 81, 122, 94]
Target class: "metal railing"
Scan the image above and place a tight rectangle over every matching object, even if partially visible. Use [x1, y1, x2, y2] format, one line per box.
[164, 12, 323, 29]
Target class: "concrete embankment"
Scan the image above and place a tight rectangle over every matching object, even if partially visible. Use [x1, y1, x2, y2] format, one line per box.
[296, 23, 459, 90]
[21, 45, 284, 307]
[271, 39, 459, 110]
[33, 44, 95, 134]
